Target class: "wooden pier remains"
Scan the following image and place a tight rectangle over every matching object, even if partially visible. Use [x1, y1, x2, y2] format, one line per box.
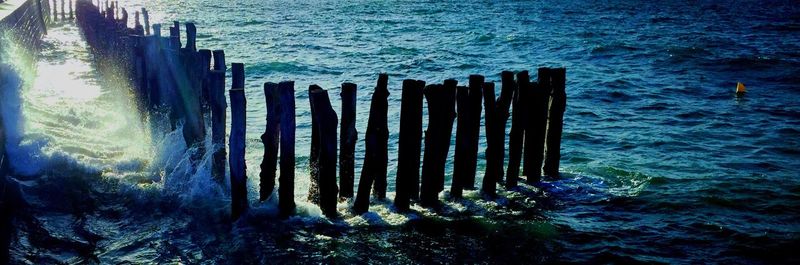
[73, 0, 568, 220]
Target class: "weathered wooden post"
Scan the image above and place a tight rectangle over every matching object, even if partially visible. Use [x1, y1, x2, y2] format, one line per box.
[451, 84, 469, 199]
[260, 82, 280, 201]
[229, 63, 247, 220]
[179, 22, 204, 148]
[464, 75, 483, 190]
[493, 71, 515, 183]
[307, 85, 321, 205]
[134, 11, 143, 35]
[169, 22, 180, 49]
[506, 71, 525, 189]
[52, 0, 57, 22]
[481, 82, 498, 196]
[120, 8, 127, 26]
[141, 8, 150, 35]
[543, 68, 566, 177]
[353, 74, 389, 214]
[68, 0, 73, 20]
[309, 86, 339, 218]
[278, 81, 296, 217]
[394, 79, 425, 211]
[524, 68, 550, 183]
[339, 82, 357, 199]
[185, 23, 196, 51]
[210, 50, 227, 182]
[198, 49, 212, 115]
[60, 0, 65, 20]
[452, 75, 483, 198]
[420, 80, 456, 207]
[517, 70, 537, 181]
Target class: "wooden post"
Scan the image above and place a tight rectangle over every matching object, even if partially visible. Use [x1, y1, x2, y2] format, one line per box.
[481, 82, 498, 196]
[141, 8, 150, 35]
[525, 68, 550, 183]
[518, 70, 537, 181]
[339, 82, 357, 199]
[169, 22, 180, 49]
[185, 23, 196, 51]
[353, 74, 389, 214]
[451, 84, 469, 199]
[420, 80, 456, 207]
[68, 0, 73, 20]
[451, 74, 484, 198]
[229, 63, 247, 221]
[494, 71, 515, 183]
[307, 85, 321, 205]
[260, 82, 280, 201]
[120, 8, 127, 26]
[309, 87, 339, 218]
[212, 49, 225, 71]
[543, 68, 566, 177]
[506, 71, 525, 189]
[198, 49, 212, 115]
[52, 0, 57, 22]
[60, 0, 65, 20]
[278, 81, 296, 217]
[210, 50, 226, 182]
[394, 79, 424, 211]
[464, 75, 483, 190]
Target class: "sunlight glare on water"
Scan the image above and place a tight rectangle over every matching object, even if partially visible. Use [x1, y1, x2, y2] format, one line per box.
[17, 24, 151, 176]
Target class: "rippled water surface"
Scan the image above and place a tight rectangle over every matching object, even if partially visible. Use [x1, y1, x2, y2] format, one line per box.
[3, 0, 800, 263]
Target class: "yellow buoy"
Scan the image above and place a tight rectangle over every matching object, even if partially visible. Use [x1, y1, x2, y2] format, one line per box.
[736, 82, 747, 94]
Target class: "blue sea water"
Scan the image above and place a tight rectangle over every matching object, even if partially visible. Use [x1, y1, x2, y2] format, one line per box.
[2, 0, 800, 263]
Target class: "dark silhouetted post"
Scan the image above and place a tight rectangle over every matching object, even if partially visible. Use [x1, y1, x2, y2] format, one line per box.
[519, 70, 537, 180]
[307, 86, 321, 205]
[339, 82, 357, 198]
[543, 68, 566, 177]
[451, 85, 469, 199]
[229, 63, 247, 221]
[141, 8, 150, 35]
[506, 72, 525, 189]
[278, 81, 296, 217]
[394, 79, 425, 211]
[210, 50, 226, 182]
[494, 71, 515, 183]
[185, 23, 196, 51]
[420, 80, 456, 207]
[525, 68, 550, 183]
[309, 87, 339, 218]
[198, 49, 212, 115]
[260, 82, 280, 201]
[464, 75, 483, 190]
[481, 82, 498, 196]
[354, 74, 389, 214]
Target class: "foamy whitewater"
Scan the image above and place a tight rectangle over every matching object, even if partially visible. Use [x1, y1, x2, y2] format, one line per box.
[2, 0, 800, 263]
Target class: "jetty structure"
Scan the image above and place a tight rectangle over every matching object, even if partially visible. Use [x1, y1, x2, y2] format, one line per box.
[50, 0, 566, 220]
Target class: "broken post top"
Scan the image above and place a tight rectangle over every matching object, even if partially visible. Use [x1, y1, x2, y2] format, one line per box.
[152, 23, 161, 37]
[551, 68, 566, 95]
[469, 74, 485, 86]
[341, 82, 357, 94]
[309, 84, 324, 93]
[375, 73, 389, 96]
[212, 50, 226, 71]
[516, 70, 531, 88]
[231, 63, 245, 89]
[185, 23, 197, 51]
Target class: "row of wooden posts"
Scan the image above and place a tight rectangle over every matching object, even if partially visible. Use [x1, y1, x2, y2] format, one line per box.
[47, 0, 75, 21]
[73, 0, 567, 220]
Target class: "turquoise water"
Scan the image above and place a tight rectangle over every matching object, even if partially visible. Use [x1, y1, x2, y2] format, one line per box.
[3, 0, 800, 263]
